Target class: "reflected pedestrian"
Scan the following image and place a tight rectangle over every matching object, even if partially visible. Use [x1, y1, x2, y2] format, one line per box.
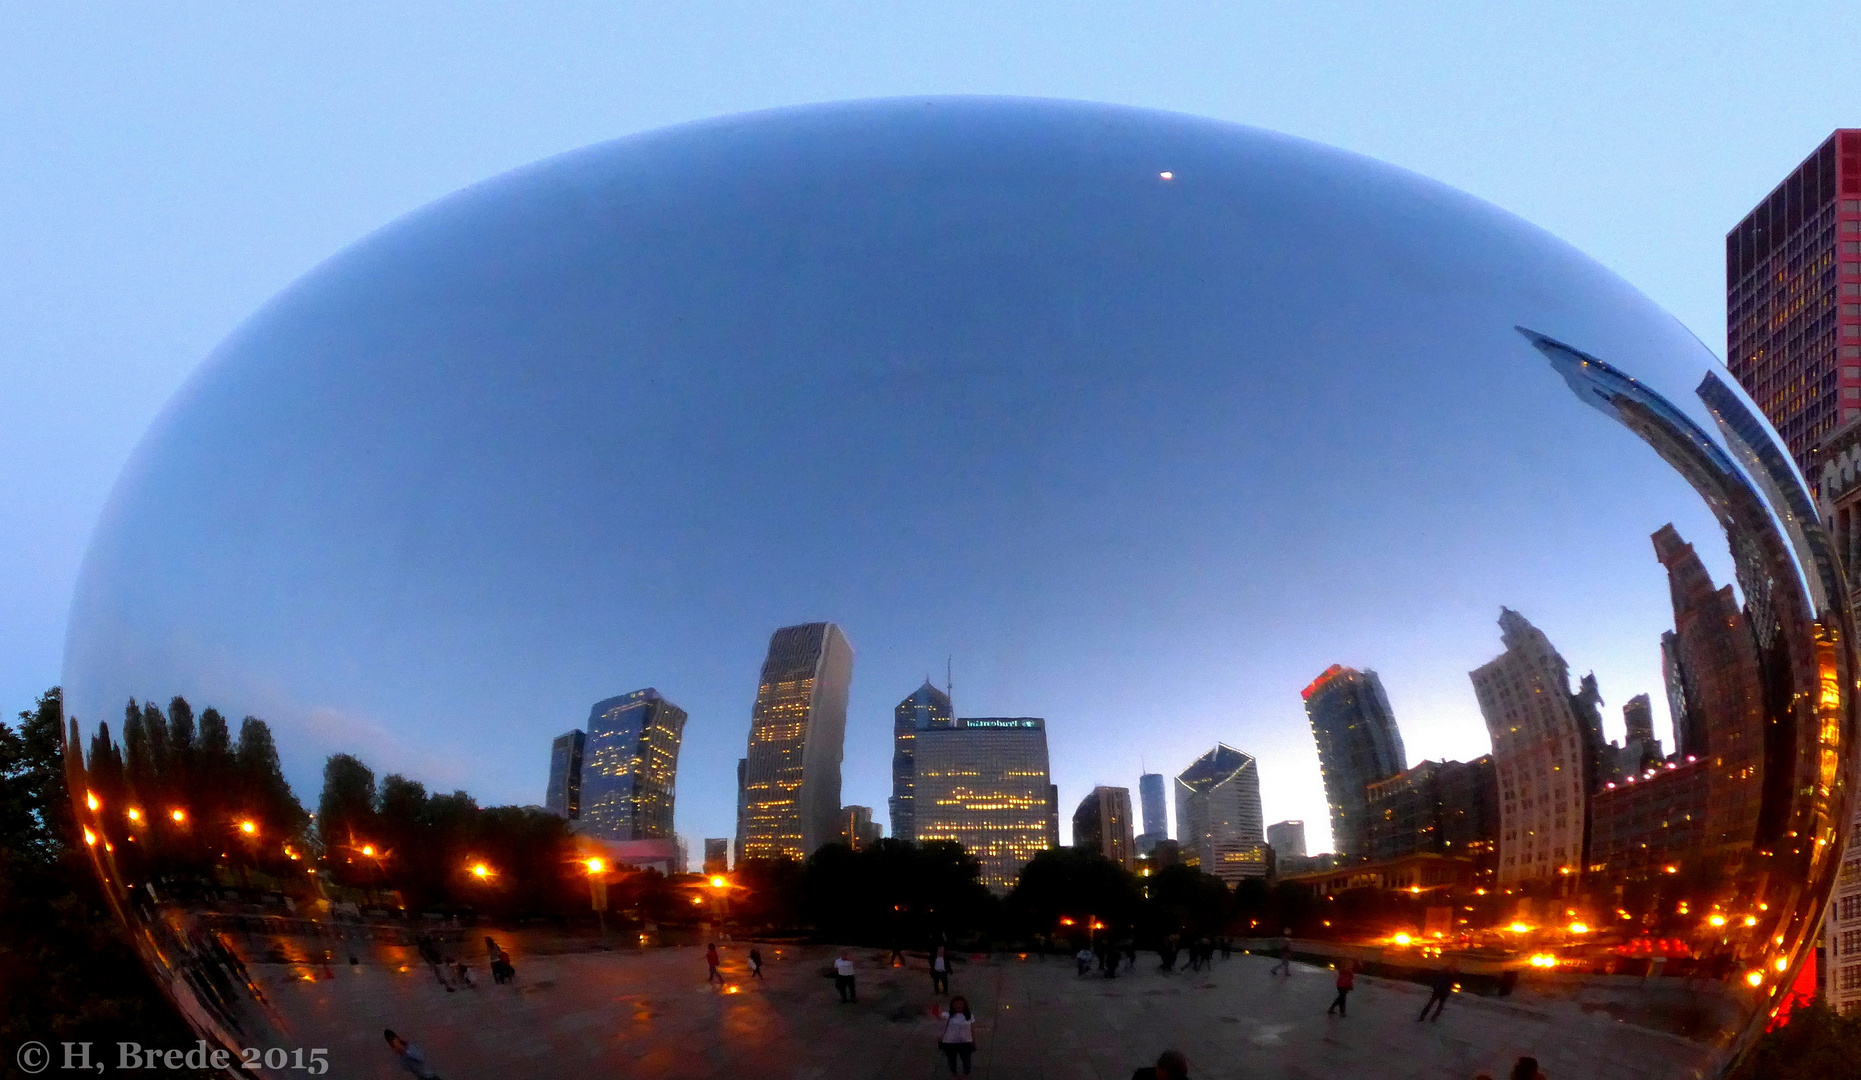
[1076, 947, 1093, 976]
[384, 1030, 443, 1079]
[1418, 963, 1455, 1022]
[1272, 930, 1293, 976]
[1510, 1059, 1545, 1080]
[834, 950, 857, 1002]
[937, 995, 976, 1075]
[706, 943, 725, 986]
[931, 945, 950, 994]
[1130, 1049, 1189, 1080]
[748, 947, 764, 979]
[1326, 959, 1355, 1017]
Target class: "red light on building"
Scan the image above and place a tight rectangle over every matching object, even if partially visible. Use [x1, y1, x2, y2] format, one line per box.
[1300, 663, 1346, 701]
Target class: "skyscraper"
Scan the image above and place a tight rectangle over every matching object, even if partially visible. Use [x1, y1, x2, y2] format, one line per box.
[839, 805, 882, 850]
[914, 717, 1056, 891]
[1652, 524, 1766, 859]
[1136, 771, 1168, 854]
[1470, 609, 1596, 885]
[1302, 665, 1407, 860]
[544, 729, 585, 820]
[1072, 786, 1135, 870]
[578, 689, 687, 841]
[889, 680, 953, 843]
[734, 757, 748, 865]
[1725, 129, 1861, 477]
[741, 622, 855, 861]
[1174, 744, 1268, 885]
[703, 838, 729, 875]
[1266, 819, 1307, 868]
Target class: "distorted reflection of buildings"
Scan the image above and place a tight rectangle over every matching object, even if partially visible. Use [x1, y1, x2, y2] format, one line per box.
[1613, 693, 1665, 779]
[1471, 608, 1604, 885]
[1818, 414, 1861, 1013]
[839, 805, 883, 850]
[1267, 819, 1307, 871]
[1174, 744, 1268, 884]
[888, 680, 953, 843]
[1302, 665, 1407, 861]
[1136, 771, 1169, 855]
[703, 837, 729, 875]
[1073, 785, 1136, 871]
[544, 728, 585, 821]
[578, 688, 687, 842]
[912, 716, 1059, 891]
[1364, 756, 1497, 876]
[733, 757, 748, 865]
[741, 622, 854, 861]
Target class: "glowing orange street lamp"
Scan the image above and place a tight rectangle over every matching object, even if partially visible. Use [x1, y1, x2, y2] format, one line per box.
[361, 845, 376, 857]
[470, 862, 492, 879]
[126, 808, 143, 823]
[83, 827, 98, 846]
[170, 808, 187, 823]
[86, 791, 101, 812]
[709, 875, 728, 889]
[585, 857, 606, 874]
[239, 820, 258, 836]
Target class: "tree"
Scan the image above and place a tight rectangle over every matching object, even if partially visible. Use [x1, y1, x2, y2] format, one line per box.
[1007, 847, 1143, 943]
[1143, 863, 1230, 939]
[317, 753, 378, 885]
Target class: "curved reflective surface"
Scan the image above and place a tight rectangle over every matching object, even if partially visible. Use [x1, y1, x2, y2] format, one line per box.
[61, 98, 1855, 1079]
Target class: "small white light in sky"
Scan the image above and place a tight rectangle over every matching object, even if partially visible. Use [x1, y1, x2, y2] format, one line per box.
[1159, 171, 1174, 180]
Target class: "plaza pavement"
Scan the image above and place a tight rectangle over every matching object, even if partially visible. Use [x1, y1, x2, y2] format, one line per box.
[237, 941, 1723, 1080]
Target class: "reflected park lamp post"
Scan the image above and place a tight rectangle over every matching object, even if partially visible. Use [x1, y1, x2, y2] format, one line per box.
[585, 858, 608, 935]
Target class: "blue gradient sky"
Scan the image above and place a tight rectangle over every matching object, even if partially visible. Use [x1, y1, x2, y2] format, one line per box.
[6, 4, 1856, 855]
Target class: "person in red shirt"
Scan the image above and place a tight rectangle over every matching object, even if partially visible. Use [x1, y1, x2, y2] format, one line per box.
[705, 943, 724, 986]
[1325, 959, 1356, 1017]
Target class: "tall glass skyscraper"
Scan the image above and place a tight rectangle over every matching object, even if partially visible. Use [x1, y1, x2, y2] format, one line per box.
[578, 688, 687, 841]
[1072, 786, 1135, 870]
[741, 622, 855, 860]
[1136, 771, 1168, 854]
[914, 717, 1055, 891]
[889, 680, 953, 843]
[544, 728, 585, 820]
[1174, 744, 1267, 884]
[1302, 665, 1407, 860]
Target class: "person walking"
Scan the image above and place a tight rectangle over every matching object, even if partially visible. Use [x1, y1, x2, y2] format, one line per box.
[706, 943, 725, 986]
[1417, 963, 1455, 1022]
[1510, 1058, 1546, 1080]
[383, 1030, 444, 1079]
[931, 946, 950, 994]
[834, 951, 857, 1003]
[1075, 947, 1093, 976]
[748, 947, 764, 979]
[1326, 959, 1355, 1017]
[937, 996, 976, 1075]
[1272, 930, 1294, 976]
[1130, 1049, 1189, 1080]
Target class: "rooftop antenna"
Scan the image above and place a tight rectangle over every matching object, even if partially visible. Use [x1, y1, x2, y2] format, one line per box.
[946, 656, 953, 711]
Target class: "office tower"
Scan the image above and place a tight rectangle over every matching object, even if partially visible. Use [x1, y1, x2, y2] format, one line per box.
[1613, 693, 1664, 780]
[741, 622, 855, 860]
[1652, 525, 1765, 857]
[544, 729, 585, 820]
[1174, 744, 1268, 884]
[1365, 757, 1499, 866]
[1266, 820, 1307, 869]
[1302, 665, 1407, 860]
[1471, 609, 1599, 885]
[1725, 130, 1861, 477]
[578, 689, 688, 841]
[914, 717, 1055, 891]
[703, 838, 729, 875]
[839, 805, 882, 850]
[1072, 786, 1135, 870]
[1136, 772, 1168, 854]
[890, 680, 953, 843]
[734, 757, 748, 865]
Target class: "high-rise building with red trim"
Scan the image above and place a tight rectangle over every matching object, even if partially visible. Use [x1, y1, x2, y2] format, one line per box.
[1725, 129, 1861, 479]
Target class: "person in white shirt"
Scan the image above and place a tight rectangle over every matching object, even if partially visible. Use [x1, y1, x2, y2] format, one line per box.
[937, 996, 975, 1075]
[931, 945, 950, 994]
[834, 951, 857, 1003]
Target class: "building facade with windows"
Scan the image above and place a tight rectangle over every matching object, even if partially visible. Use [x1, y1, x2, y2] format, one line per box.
[889, 680, 953, 843]
[578, 688, 688, 841]
[1174, 744, 1268, 884]
[913, 717, 1057, 891]
[1136, 771, 1169, 854]
[1267, 819, 1307, 869]
[741, 622, 855, 860]
[1302, 665, 1407, 860]
[545, 728, 586, 821]
[1072, 785, 1135, 870]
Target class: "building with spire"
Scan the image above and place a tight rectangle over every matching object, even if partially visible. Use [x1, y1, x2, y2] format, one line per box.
[1302, 666, 1407, 861]
[578, 689, 687, 841]
[741, 622, 855, 860]
[1174, 744, 1268, 884]
[889, 679, 953, 843]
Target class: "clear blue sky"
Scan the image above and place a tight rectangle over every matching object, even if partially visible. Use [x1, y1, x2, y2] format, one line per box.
[5, 3, 1857, 854]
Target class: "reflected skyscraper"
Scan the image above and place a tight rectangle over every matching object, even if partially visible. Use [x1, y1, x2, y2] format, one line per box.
[1073, 785, 1135, 870]
[734, 757, 748, 865]
[1137, 771, 1168, 854]
[914, 717, 1055, 891]
[742, 622, 855, 860]
[544, 728, 585, 820]
[1302, 665, 1407, 860]
[889, 679, 953, 843]
[1174, 744, 1267, 884]
[578, 688, 687, 841]
[1471, 609, 1597, 885]
[1266, 819, 1306, 868]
